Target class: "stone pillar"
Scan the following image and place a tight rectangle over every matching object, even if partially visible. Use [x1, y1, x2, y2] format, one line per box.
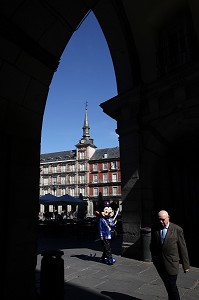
[1, 134, 40, 300]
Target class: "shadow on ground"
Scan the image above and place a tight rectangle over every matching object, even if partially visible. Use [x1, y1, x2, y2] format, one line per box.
[37, 224, 123, 256]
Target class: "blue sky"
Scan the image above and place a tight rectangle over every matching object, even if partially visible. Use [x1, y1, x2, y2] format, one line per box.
[41, 11, 118, 154]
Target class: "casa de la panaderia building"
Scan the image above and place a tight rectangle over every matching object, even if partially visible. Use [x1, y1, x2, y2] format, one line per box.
[40, 107, 121, 217]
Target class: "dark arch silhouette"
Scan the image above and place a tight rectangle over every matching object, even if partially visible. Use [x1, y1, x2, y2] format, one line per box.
[1, 1, 199, 299]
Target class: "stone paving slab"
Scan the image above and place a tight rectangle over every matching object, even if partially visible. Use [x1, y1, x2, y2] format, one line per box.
[36, 229, 199, 300]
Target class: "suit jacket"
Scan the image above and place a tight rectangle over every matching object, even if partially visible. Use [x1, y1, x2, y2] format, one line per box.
[150, 222, 190, 275]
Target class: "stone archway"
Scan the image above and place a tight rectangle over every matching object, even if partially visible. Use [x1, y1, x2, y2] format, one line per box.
[0, 2, 138, 299]
[1, 1, 199, 299]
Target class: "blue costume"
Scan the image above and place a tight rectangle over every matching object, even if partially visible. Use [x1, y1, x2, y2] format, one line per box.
[98, 202, 118, 265]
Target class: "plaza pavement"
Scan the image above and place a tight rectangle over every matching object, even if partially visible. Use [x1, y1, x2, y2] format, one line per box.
[35, 225, 199, 300]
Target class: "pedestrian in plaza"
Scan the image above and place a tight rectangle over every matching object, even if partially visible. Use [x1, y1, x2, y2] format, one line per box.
[98, 201, 118, 265]
[150, 210, 190, 300]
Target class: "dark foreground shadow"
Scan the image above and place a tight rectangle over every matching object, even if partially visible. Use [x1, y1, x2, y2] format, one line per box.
[37, 227, 123, 256]
[36, 268, 141, 300]
[70, 253, 100, 263]
[102, 291, 141, 300]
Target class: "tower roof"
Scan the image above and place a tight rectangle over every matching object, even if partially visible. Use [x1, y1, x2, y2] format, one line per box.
[76, 102, 96, 148]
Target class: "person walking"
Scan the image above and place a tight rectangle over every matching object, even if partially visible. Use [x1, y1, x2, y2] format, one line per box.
[150, 210, 190, 300]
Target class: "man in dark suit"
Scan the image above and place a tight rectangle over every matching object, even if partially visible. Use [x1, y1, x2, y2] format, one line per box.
[150, 210, 190, 300]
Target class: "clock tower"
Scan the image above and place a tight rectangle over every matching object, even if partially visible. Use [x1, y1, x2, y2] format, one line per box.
[76, 102, 97, 156]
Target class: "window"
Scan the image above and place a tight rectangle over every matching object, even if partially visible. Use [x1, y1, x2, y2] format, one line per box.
[79, 164, 85, 171]
[70, 164, 75, 172]
[103, 153, 107, 158]
[93, 163, 98, 171]
[52, 177, 57, 185]
[61, 177, 65, 184]
[93, 175, 98, 183]
[103, 186, 108, 196]
[102, 162, 108, 170]
[112, 174, 117, 182]
[61, 165, 66, 172]
[111, 161, 117, 170]
[43, 178, 48, 186]
[112, 186, 118, 195]
[93, 188, 98, 196]
[79, 175, 85, 184]
[103, 173, 108, 183]
[69, 188, 75, 196]
[61, 188, 65, 196]
[52, 165, 57, 173]
[43, 166, 48, 174]
[79, 151, 85, 159]
[69, 176, 75, 184]
[52, 188, 57, 196]
[79, 187, 85, 196]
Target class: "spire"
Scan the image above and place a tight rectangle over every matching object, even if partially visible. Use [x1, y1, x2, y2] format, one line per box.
[82, 101, 90, 139]
[76, 101, 96, 148]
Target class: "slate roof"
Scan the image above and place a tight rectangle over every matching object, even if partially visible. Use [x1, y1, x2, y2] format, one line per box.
[90, 146, 120, 161]
[40, 150, 76, 163]
[40, 147, 120, 163]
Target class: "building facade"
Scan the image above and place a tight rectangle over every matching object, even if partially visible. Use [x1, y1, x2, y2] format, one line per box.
[40, 107, 121, 217]
[88, 147, 121, 215]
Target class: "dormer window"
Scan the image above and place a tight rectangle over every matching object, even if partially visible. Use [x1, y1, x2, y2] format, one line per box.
[103, 153, 107, 159]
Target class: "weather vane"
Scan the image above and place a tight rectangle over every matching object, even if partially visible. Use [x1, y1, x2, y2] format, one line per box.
[85, 101, 88, 109]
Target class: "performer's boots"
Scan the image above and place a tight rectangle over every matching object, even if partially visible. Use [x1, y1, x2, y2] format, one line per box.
[100, 257, 116, 264]
[105, 259, 113, 265]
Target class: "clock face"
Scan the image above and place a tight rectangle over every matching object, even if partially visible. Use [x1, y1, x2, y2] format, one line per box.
[81, 140, 84, 143]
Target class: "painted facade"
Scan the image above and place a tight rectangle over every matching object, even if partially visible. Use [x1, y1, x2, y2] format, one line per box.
[40, 107, 121, 217]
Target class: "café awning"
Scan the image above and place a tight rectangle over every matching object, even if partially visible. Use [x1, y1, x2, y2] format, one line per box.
[39, 193, 86, 206]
